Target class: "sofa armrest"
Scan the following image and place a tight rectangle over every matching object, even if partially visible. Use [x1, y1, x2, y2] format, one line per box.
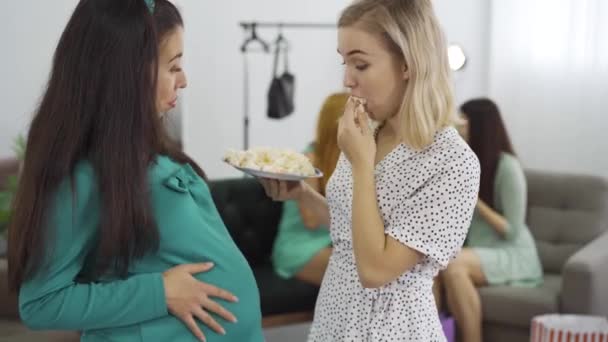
[561, 231, 608, 316]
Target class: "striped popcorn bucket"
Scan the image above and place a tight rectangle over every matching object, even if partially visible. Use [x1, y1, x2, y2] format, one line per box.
[531, 315, 608, 342]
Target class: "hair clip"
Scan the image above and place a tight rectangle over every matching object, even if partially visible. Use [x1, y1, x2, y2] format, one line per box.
[144, 0, 155, 13]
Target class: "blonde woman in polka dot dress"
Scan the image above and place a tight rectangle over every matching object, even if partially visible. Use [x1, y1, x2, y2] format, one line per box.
[259, 0, 480, 340]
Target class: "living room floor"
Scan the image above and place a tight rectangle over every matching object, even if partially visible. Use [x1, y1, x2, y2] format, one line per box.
[264, 322, 311, 342]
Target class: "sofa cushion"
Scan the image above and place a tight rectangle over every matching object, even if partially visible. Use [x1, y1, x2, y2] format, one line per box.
[254, 263, 319, 316]
[209, 178, 283, 267]
[479, 273, 561, 328]
[526, 171, 608, 273]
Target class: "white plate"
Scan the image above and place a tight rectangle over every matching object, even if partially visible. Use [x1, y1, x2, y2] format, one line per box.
[224, 160, 323, 181]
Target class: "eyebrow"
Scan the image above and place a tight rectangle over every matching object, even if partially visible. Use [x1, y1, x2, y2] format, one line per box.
[337, 49, 369, 56]
[169, 52, 183, 62]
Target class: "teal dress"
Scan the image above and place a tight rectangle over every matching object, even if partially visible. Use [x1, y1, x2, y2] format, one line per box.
[19, 156, 264, 341]
[467, 153, 543, 286]
[271, 145, 332, 279]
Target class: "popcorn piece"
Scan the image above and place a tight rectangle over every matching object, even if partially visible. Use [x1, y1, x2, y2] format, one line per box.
[350, 96, 380, 131]
[367, 116, 380, 131]
[351, 95, 366, 106]
[224, 149, 245, 166]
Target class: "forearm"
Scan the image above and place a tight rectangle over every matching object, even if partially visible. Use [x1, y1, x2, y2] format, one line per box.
[298, 178, 324, 229]
[298, 182, 330, 227]
[299, 205, 321, 229]
[20, 273, 167, 331]
[477, 200, 508, 237]
[351, 166, 387, 282]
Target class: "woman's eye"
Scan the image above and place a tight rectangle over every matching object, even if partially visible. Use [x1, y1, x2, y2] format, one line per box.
[355, 64, 369, 71]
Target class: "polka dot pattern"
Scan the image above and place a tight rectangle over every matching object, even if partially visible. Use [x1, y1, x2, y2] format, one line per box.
[307, 127, 480, 341]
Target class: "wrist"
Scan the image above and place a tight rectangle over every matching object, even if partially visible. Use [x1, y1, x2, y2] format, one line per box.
[352, 164, 374, 181]
[296, 181, 311, 202]
[351, 155, 374, 170]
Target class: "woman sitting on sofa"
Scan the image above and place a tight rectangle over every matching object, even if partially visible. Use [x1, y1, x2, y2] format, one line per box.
[271, 93, 348, 286]
[436, 98, 543, 342]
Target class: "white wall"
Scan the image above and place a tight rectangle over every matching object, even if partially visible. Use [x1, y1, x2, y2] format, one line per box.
[434, 0, 491, 104]
[488, 0, 608, 177]
[0, 1, 78, 157]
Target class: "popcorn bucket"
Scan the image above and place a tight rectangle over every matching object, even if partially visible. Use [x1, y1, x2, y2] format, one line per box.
[531, 314, 608, 342]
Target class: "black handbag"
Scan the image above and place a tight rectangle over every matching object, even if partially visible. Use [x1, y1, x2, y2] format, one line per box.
[267, 42, 295, 119]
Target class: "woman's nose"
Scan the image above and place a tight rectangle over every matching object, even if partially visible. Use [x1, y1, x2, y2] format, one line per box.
[343, 70, 356, 89]
[178, 72, 188, 89]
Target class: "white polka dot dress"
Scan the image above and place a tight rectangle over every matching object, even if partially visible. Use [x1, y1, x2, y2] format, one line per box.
[307, 127, 480, 341]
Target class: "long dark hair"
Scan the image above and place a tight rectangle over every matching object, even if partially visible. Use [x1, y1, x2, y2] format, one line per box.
[8, 0, 204, 290]
[460, 98, 515, 208]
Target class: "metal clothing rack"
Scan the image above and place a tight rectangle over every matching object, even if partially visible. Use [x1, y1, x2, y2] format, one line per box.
[239, 21, 336, 150]
[239, 21, 336, 30]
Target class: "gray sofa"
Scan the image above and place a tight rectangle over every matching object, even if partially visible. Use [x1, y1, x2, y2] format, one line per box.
[480, 170, 608, 342]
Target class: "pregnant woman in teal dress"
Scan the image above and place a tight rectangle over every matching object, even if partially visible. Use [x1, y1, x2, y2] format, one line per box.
[7, 1, 263, 341]
[437, 98, 543, 342]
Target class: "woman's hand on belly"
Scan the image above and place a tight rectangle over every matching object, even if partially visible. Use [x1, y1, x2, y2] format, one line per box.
[163, 262, 239, 341]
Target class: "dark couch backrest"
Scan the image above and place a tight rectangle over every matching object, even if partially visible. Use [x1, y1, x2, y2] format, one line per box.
[209, 178, 283, 267]
[525, 170, 608, 273]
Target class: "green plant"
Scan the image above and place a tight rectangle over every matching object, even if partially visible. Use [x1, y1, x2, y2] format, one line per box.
[13, 134, 26, 160]
[0, 134, 26, 237]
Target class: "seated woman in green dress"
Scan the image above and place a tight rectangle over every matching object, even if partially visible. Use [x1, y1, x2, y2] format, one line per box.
[7, 1, 263, 341]
[271, 93, 348, 285]
[435, 98, 543, 342]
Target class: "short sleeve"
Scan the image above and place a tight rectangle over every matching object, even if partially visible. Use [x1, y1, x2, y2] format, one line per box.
[386, 160, 480, 268]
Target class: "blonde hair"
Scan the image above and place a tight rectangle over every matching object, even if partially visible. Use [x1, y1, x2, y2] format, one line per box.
[339, 0, 456, 149]
[313, 93, 348, 194]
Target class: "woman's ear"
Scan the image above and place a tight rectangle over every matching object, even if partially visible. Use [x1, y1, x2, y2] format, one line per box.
[402, 64, 410, 81]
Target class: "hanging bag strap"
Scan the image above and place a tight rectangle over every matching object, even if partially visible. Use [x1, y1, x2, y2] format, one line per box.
[242, 52, 250, 150]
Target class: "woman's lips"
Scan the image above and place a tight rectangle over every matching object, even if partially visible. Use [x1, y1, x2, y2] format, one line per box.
[169, 97, 177, 108]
